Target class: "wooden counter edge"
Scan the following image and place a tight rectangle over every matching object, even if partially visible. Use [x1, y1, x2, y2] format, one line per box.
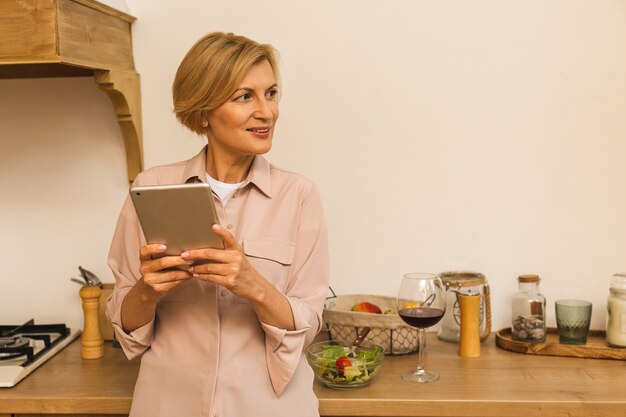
[317, 398, 626, 417]
[0, 397, 131, 415]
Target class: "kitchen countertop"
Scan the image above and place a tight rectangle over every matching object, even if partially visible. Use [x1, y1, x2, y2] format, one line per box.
[1, 333, 625, 417]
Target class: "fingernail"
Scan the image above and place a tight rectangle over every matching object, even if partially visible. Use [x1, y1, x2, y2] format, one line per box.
[188, 266, 194, 273]
[213, 224, 221, 231]
[193, 273, 199, 278]
[158, 244, 167, 251]
[181, 251, 189, 258]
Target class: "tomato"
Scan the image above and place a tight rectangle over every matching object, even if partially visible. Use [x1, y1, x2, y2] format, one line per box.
[335, 355, 352, 371]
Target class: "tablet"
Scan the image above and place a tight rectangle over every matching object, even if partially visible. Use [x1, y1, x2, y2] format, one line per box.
[129, 183, 224, 260]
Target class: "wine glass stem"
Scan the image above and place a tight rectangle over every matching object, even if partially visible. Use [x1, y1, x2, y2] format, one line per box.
[416, 328, 426, 375]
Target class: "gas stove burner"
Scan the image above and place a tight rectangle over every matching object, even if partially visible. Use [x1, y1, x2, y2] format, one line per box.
[0, 336, 29, 348]
[0, 336, 30, 360]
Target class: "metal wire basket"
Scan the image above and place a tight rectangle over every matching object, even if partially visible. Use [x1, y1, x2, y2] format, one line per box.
[323, 290, 418, 355]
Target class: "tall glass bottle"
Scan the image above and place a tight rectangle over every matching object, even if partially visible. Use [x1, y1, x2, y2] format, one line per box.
[607, 273, 626, 347]
[511, 274, 546, 343]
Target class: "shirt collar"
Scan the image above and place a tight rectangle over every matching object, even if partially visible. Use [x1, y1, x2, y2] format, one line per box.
[246, 153, 272, 198]
[182, 145, 272, 198]
[182, 145, 209, 184]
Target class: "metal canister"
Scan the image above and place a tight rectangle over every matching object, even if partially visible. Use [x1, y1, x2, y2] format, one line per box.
[438, 271, 491, 343]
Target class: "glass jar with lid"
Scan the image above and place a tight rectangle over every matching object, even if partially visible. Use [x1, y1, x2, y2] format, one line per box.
[438, 271, 491, 343]
[607, 273, 626, 347]
[511, 274, 546, 343]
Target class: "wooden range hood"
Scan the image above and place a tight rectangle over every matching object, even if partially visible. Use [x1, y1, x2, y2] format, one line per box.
[0, 0, 143, 182]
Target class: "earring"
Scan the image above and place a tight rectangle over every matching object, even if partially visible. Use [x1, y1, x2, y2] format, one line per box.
[201, 120, 208, 128]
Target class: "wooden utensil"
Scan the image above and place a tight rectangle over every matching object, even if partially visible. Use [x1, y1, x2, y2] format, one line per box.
[348, 327, 371, 357]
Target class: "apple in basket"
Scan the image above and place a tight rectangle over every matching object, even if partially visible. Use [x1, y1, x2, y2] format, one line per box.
[351, 302, 382, 314]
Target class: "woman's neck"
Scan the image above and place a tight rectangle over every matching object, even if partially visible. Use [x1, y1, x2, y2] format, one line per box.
[205, 142, 254, 183]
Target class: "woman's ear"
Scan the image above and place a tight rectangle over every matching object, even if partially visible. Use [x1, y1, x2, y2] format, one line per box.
[200, 110, 209, 129]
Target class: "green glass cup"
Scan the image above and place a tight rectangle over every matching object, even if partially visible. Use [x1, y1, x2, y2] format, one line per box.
[555, 300, 592, 345]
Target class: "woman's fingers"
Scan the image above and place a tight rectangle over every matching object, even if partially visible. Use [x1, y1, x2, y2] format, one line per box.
[148, 268, 192, 283]
[142, 267, 192, 293]
[142, 270, 192, 299]
[182, 247, 232, 264]
[137, 244, 194, 300]
[212, 224, 239, 249]
[139, 243, 167, 261]
[188, 262, 234, 277]
[181, 226, 242, 262]
[139, 255, 193, 275]
[192, 273, 227, 286]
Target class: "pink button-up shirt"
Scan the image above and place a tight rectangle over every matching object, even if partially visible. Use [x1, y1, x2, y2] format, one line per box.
[106, 146, 329, 417]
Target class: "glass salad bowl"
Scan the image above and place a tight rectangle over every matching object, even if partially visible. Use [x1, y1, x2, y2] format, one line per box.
[305, 340, 385, 389]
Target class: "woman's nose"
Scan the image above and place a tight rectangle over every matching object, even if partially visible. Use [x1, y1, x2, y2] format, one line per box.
[253, 99, 274, 119]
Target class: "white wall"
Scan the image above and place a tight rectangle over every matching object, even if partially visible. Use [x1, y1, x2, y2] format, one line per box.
[1, 0, 625, 332]
[0, 77, 128, 326]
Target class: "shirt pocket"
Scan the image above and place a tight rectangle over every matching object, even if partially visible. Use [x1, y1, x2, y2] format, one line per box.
[241, 237, 295, 302]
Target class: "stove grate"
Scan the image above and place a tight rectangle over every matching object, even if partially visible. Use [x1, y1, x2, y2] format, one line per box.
[0, 321, 71, 366]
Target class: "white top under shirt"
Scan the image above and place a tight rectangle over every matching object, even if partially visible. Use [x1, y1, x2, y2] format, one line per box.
[206, 174, 243, 205]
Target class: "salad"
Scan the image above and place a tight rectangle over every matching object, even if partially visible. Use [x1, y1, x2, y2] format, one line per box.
[312, 344, 384, 386]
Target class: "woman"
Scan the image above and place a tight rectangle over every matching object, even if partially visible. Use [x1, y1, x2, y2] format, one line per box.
[106, 32, 329, 417]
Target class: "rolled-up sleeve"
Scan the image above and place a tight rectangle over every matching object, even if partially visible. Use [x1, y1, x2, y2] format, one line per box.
[106, 176, 154, 360]
[261, 183, 330, 395]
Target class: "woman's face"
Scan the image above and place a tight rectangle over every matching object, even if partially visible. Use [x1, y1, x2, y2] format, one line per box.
[205, 60, 279, 158]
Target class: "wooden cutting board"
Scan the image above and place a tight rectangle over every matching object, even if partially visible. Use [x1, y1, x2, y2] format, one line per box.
[496, 327, 626, 360]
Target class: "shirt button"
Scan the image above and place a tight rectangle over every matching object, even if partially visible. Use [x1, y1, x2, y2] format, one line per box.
[220, 289, 228, 297]
[226, 224, 233, 230]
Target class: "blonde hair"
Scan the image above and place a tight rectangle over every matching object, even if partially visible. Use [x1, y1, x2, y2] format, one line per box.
[172, 32, 280, 135]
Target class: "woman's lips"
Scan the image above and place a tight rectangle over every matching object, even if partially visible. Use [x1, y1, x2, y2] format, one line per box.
[247, 126, 271, 138]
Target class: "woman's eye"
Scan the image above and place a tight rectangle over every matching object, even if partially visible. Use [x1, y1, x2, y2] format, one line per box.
[236, 93, 252, 102]
[266, 89, 278, 99]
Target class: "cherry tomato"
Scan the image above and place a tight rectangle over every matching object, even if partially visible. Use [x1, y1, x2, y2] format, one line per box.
[335, 355, 352, 371]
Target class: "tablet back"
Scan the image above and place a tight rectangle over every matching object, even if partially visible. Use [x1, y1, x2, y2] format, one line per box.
[129, 182, 224, 256]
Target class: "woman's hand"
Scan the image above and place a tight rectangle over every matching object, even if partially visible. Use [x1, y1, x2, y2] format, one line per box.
[138, 243, 194, 302]
[183, 225, 262, 302]
[184, 224, 295, 330]
[120, 244, 193, 333]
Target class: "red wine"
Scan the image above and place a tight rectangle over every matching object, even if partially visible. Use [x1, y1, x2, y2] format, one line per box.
[399, 308, 445, 328]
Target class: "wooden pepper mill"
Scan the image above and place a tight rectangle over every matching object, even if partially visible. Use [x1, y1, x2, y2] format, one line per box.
[457, 292, 481, 358]
[79, 285, 104, 359]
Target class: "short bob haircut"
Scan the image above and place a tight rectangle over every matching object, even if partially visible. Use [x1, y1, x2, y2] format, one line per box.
[172, 32, 280, 136]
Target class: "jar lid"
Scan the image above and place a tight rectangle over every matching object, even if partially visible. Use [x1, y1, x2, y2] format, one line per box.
[518, 274, 540, 283]
[440, 271, 486, 287]
[610, 273, 626, 290]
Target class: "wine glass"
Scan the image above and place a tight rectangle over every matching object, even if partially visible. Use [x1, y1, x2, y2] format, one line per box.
[397, 272, 446, 383]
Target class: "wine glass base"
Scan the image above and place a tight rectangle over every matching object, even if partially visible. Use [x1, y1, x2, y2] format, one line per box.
[401, 369, 439, 383]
